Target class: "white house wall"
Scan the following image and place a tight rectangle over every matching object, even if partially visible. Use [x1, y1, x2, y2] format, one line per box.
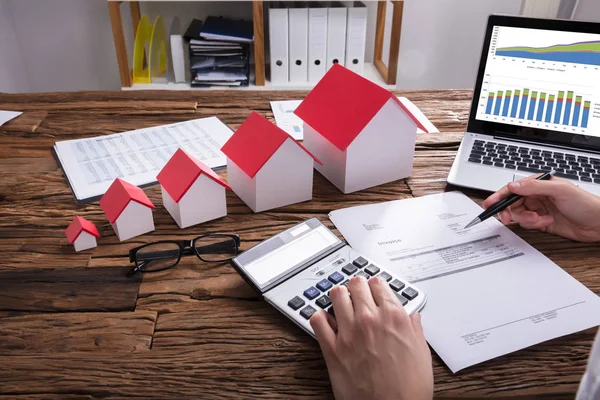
[345, 98, 416, 193]
[113, 200, 155, 241]
[227, 158, 258, 212]
[303, 123, 347, 192]
[178, 174, 227, 227]
[255, 138, 314, 212]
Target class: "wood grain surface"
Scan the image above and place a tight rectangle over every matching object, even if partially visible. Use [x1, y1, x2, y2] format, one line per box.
[0, 89, 597, 399]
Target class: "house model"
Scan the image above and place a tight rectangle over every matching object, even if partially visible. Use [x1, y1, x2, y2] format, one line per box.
[157, 148, 231, 228]
[221, 112, 322, 213]
[294, 64, 428, 194]
[65, 216, 100, 252]
[99, 178, 156, 241]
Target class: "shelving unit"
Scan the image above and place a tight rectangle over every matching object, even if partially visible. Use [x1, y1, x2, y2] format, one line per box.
[107, 0, 403, 90]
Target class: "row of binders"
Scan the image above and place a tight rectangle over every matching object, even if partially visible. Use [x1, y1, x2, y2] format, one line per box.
[268, 1, 367, 85]
[184, 17, 253, 87]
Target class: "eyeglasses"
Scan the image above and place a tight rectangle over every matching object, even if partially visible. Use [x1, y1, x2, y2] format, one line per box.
[127, 233, 240, 278]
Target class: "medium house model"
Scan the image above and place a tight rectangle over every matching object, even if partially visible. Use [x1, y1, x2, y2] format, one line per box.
[65, 216, 100, 252]
[99, 178, 156, 241]
[157, 148, 231, 228]
[294, 64, 428, 194]
[221, 112, 322, 213]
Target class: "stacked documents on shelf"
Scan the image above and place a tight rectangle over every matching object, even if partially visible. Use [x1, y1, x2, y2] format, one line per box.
[53, 117, 234, 203]
[267, 1, 366, 84]
[185, 18, 251, 87]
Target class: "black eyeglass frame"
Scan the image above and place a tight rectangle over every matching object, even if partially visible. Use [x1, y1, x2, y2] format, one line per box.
[127, 233, 241, 277]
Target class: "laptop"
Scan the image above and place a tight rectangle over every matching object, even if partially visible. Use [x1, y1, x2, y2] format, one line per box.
[448, 15, 600, 196]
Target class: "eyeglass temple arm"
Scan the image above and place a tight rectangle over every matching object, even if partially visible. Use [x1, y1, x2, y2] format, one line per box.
[127, 260, 149, 278]
[195, 239, 239, 255]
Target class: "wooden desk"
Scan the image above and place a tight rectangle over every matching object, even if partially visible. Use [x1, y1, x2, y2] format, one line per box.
[0, 90, 598, 399]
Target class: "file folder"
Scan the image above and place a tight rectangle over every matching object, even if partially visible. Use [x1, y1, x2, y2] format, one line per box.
[344, 1, 367, 75]
[269, 5, 289, 84]
[132, 15, 153, 84]
[308, 6, 328, 82]
[326, 3, 347, 70]
[149, 16, 167, 83]
[289, 6, 309, 83]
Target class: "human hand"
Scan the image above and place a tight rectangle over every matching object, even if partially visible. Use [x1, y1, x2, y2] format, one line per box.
[483, 175, 600, 242]
[310, 276, 433, 400]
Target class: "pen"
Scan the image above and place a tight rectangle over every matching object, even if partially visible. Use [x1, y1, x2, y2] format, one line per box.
[464, 170, 556, 229]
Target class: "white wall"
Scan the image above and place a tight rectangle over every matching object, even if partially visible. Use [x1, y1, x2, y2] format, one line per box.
[573, 0, 600, 21]
[0, 0, 30, 93]
[396, 0, 523, 90]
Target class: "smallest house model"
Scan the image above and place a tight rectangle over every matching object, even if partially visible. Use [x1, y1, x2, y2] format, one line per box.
[65, 216, 100, 252]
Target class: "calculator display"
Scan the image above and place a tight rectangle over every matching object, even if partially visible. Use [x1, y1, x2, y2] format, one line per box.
[232, 218, 342, 292]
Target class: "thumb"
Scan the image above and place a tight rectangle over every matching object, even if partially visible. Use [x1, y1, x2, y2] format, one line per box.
[507, 178, 570, 198]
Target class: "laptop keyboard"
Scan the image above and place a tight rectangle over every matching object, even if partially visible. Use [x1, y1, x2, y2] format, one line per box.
[468, 140, 600, 184]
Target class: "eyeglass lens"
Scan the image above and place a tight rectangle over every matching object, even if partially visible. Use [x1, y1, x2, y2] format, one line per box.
[135, 242, 181, 272]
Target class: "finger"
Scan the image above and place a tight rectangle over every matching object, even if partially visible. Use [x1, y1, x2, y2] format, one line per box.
[329, 285, 354, 331]
[348, 276, 377, 312]
[482, 174, 541, 208]
[310, 310, 337, 359]
[512, 210, 554, 230]
[325, 310, 338, 332]
[499, 209, 512, 225]
[507, 177, 575, 199]
[368, 276, 397, 308]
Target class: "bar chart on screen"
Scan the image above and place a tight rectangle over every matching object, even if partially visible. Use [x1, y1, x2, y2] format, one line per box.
[475, 25, 600, 136]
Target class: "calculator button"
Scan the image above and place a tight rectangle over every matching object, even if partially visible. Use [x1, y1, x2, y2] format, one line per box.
[328, 306, 336, 318]
[328, 271, 345, 284]
[365, 264, 380, 276]
[389, 279, 405, 292]
[300, 305, 317, 320]
[316, 295, 332, 309]
[402, 287, 419, 300]
[353, 257, 369, 268]
[342, 263, 358, 275]
[303, 287, 320, 300]
[395, 292, 408, 306]
[288, 296, 305, 310]
[356, 271, 370, 280]
[340, 280, 350, 288]
[316, 279, 333, 292]
[378, 271, 392, 282]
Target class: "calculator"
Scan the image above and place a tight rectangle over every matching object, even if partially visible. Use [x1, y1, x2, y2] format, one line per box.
[230, 218, 427, 338]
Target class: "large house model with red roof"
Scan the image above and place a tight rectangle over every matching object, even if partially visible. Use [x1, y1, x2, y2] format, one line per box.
[65, 216, 100, 252]
[99, 178, 156, 241]
[157, 148, 230, 228]
[294, 64, 428, 194]
[221, 112, 321, 213]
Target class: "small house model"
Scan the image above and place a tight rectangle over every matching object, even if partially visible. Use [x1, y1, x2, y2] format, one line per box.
[99, 178, 155, 241]
[221, 112, 322, 213]
[294, 64, 428, 194]
[65, 216, 100, 252]
[157, 148, 231, 228]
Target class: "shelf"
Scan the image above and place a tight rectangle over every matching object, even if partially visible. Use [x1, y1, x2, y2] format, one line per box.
[121, 62, 396, 91]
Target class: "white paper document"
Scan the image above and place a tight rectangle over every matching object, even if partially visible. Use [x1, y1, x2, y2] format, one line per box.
[0, 110, 22, 127]
[329, 192, 600, 372]
[54, 117, 233, 203]
[270, 100, 304, 140]
[270, 97, 437, 140]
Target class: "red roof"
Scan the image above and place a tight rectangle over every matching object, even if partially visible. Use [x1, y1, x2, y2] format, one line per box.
[157, 148, 231, 203]
[294, 64, 427, 151]
[221, 112, 322, 178]
[99, 178, 155, 224]
[65, 216, 100, 244]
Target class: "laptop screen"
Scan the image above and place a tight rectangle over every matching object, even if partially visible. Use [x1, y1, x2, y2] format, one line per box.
[468, 16, 600, 152]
